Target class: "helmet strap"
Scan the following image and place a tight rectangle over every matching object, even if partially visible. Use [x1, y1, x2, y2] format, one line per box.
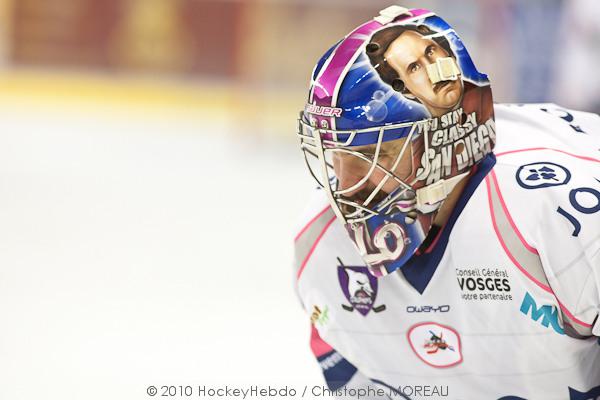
[415, 171, 470, 211]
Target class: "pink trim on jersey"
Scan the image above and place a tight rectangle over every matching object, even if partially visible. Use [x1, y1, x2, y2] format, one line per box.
[486, 176, 593, 328]
[297, 215, 337, 280]
[485, 176, 552, 293]
[490, 170, 539, 255]
[310, 325, 334, 357]
[556, 299, 594, 328]
[294, 205, 331, 242]
[496, 147, 600, 163]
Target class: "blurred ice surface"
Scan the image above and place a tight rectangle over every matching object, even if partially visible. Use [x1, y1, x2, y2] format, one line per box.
[0, 97, 322, 399]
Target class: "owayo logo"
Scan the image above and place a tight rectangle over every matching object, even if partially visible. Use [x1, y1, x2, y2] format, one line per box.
[516, 161, 571, 189]
[406, 305, 450, 313]
[337, 261, 386, 316]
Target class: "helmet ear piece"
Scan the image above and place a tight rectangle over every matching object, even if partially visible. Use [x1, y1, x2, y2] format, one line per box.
[391, 79, 405, 92]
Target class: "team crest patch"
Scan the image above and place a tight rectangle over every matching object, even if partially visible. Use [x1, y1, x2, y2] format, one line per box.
[407, 322, 463, 368]
[516, 161, 571, 189]
[337, 260, 386, 316]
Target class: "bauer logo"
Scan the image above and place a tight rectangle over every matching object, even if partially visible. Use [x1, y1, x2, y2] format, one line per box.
[338, 265, 386, 316]
[407, 322, 462, 368]
[304, 103, 343, 118]
[516, 162, 571, 189]
[569, 384, 600, 400]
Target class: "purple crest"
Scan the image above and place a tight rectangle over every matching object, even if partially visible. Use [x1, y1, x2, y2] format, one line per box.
[338, 266, 385, 316]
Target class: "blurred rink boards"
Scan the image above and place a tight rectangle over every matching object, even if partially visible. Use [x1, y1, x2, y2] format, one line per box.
[0, 75, 324, 398]
[2, 0, 598, 111]
[0, 1, 598, 399]
[0, 1, 324, 397]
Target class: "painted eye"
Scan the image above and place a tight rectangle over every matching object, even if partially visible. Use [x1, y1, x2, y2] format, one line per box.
[426, 45, 435, 57]
[409, 63, 420, 73]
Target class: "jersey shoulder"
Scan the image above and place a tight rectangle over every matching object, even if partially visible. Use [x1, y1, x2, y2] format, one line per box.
[293, 188, 331, 237]
[489, 144, 600, 335]
[293, 188, 340, 284]
[493, 103, 600, 156]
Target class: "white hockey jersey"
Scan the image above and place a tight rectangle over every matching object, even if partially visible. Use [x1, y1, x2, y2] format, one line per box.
[294, 104, 600, 400]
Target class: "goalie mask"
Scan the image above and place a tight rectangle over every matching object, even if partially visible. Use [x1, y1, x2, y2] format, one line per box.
[297, 6, 495, 277]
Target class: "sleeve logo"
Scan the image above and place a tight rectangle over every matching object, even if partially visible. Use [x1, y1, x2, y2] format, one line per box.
[516, 162, 571, 189]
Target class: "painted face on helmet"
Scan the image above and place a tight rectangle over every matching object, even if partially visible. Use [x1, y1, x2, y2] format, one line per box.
[384, 30, 464, 117]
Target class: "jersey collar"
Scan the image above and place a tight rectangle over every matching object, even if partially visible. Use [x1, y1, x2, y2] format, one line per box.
[399, 153, 497, 294]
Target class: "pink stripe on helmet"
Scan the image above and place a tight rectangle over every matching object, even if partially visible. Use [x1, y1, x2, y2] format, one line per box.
[398, 9, 433, 20]
[313, 8, 432, 109]
[312, 20, 380, 108]
[309, 8, 433, 131]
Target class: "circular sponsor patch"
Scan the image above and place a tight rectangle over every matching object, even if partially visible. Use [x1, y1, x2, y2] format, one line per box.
[407, 322, 462, 368]
[516, 162, 570, 189]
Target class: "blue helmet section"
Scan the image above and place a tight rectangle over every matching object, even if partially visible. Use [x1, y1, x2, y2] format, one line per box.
[336, 53, 429, 130]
